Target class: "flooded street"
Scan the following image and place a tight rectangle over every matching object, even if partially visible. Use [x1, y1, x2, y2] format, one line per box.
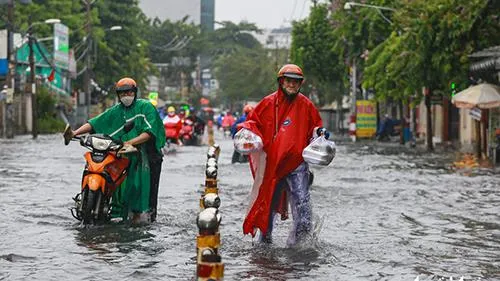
[0, 132, 499, 281]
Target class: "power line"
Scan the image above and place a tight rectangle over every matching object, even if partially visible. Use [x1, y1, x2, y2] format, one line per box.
[289, 0, 298, 22]
[299, 0, 308, 19]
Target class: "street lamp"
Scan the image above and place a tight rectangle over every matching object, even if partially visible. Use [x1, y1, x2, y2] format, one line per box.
[343, 3, 395, 141]
[344, 2, 395, 11]
[108, 26, 122, 31]
[28, 18, 61, 139]
[344, 2, 395, 24]
[27, 18, 61, 31]
[82, 25, 123, 119]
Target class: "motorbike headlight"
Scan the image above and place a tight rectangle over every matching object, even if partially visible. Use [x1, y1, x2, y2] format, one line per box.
[91, 137, 113, 151]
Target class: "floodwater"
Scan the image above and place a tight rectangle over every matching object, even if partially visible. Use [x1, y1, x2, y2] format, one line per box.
[0, 132, 498, 281]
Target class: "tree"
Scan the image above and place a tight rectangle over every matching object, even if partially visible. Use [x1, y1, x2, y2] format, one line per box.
[291, 3, 343, 105]
[92, 0, 154, 95]
[213, 47, 274, 106]
[143, 16, 202, 100]
[204, 21, 261, 58]
[208, 21, 275, 108]
[363, 0, 500, 150]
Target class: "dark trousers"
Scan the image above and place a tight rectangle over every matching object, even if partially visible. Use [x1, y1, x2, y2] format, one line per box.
[149, 159, 162, 222]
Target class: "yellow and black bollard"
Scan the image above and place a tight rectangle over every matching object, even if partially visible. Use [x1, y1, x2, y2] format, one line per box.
[196, 145, 224, 280]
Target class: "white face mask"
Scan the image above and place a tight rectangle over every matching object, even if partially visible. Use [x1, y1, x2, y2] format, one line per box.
[120, 96, 134, 107]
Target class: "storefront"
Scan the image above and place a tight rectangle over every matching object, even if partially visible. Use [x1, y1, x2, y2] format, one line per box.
[469, 46, 500, 164]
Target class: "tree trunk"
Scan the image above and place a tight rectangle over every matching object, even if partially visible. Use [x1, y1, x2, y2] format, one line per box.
[425, 88, 434, 151]
[399, 100, 404, 145]
[481, 109, 488, 159]
[476, 120, 481, 159]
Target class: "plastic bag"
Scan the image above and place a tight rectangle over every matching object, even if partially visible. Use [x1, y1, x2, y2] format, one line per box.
[302, 135, 336, 166]
[233, 128, 263, 155]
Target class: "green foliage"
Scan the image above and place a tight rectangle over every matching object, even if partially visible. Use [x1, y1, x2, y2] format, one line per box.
[93, 0, 154, 92]
[291, 4, 344, 105]
[209, 21, 277, 105]
[214, 48, 275, 104]
[36, 86, 57, 118]
[204, 21, 262, 57]
[363, 0, 500, 102]
[36, 86, 65, 134]
[38, 116, 65, 134]
[142, 16, 202, 98]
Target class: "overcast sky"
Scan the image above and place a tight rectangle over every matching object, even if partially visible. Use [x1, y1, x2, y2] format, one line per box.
[215, 0, 311, 29]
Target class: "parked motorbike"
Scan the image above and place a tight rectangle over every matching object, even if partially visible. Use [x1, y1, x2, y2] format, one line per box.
[64, 122, 137, 225]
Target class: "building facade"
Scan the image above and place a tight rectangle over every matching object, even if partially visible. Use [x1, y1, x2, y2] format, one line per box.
[139, 0, 200, 24]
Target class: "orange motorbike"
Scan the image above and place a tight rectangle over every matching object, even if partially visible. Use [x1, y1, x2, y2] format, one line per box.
[64, 122, 136, 225]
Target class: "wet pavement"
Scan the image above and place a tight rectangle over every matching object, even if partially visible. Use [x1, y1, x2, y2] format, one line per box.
[0, 132, 498, 281]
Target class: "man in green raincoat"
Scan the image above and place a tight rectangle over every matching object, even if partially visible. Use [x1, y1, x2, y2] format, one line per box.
[68, 77, 165, 223]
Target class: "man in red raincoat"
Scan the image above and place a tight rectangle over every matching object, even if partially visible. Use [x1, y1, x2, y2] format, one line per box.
[237, 64, 329, 245]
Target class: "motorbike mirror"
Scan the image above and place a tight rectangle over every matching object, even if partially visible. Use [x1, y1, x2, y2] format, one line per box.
[124, 120, 135, 133]
[63, 124, 73, 146]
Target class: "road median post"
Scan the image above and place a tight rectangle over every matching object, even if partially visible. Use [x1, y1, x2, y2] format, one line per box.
[196, 144, 224, 280]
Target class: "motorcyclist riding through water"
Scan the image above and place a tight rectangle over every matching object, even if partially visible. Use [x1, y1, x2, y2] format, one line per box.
[66, 77, 165, 223]
[163, 106, 183, 146]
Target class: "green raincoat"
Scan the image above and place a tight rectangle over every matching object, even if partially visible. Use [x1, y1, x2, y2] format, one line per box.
[88, 99, 165, 219]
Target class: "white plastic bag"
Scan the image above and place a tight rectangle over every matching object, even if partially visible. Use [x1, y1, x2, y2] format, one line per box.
[233, 128, 263, 155]
[302, 135, 336, 166]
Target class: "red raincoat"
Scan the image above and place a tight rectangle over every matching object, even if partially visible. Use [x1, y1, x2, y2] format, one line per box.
[163, 114, 182, 139]
[239, 88, 322, 237]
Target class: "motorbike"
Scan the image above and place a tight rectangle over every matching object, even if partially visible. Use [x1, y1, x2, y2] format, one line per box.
[163, 137, 180, 154]
[64, 122, 137, 225]
[180, 118, 202, 146]
[223, 126, 231, 138]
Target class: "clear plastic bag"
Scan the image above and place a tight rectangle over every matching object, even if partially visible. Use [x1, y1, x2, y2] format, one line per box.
[233, 128, 263, 155]
[302, 135, 336, 166]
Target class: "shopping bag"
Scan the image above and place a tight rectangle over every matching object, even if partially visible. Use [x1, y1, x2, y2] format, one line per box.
[302, 135, 336, 166]
[233, 128, 263, 155]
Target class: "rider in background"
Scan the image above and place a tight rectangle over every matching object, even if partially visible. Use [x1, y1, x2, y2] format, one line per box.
[216, 112, 224, 130]
[67, 77, 165, 223]
[186, 108, 206, 137]
[163, 106, 183, 145]
[221, 111, 235, 135]
[231, 105, 253, 138]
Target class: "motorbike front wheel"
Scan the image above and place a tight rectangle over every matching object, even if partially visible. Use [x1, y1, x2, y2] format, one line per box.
[80, 188, 107, 225]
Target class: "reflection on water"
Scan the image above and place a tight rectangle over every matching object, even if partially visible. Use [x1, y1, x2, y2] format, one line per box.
[0, 134, 499, 280]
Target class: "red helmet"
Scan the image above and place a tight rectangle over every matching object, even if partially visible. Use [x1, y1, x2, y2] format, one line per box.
[243, 104, 254, 114]
[115, 77, 137, 93]
[277, 64, 304, 81]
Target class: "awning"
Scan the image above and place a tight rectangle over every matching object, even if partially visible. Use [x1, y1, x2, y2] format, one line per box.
[469, 45, 500, 73]
[470, 57, 500, 73]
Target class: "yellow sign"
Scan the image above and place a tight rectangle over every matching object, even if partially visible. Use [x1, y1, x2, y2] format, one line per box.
[356, 100, 377, 138]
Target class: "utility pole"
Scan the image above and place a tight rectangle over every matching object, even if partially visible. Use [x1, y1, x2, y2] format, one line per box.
[83, 0, 93, 120]
[4, 0, 14, 138]
[28, 18, 38, 139]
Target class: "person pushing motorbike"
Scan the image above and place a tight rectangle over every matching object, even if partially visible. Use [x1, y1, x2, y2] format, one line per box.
[66, 77, 165, 223]
[235, 64, 330, 245]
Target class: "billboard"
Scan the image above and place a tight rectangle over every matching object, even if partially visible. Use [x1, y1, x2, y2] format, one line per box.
[53, 23, 69, 69]
[355, 100, 377, 138]
[0, 29, 7, 76]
